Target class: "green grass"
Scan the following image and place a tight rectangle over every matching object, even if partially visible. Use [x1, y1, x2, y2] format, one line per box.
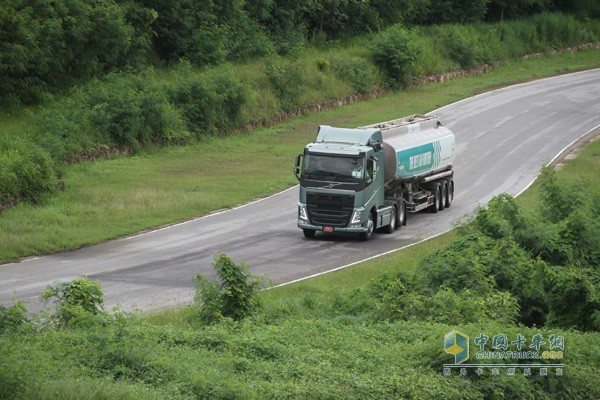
[1, 49, 599, 264]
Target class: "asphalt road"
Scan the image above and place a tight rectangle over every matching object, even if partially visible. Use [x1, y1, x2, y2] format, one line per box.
[2, 69, 600, 313]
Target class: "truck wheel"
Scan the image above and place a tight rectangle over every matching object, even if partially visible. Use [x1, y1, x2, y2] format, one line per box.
[359, 213, 374, 241]
[397, 200, 406, 228]
[303, 229, 316, 238]
[384, 206, 396, 234]
[445, 179, 454, 208]
[439, 181, 447, 211]
[429, 182, 441, 213]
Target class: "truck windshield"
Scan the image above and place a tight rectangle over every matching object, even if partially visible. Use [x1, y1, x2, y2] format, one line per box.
[303, 154, 365, 180]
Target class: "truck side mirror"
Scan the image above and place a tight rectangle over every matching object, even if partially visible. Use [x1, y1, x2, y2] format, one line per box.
[369, 139, 383, 152]
[294, 154, 303, 181]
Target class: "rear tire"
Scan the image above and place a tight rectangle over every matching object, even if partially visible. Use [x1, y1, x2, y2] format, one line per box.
[303, 229, 316, 238]
[445, 179, 454, 208]
[397, 200, 406, 229]
[429, 182, 441, 213]
[439, 181, 447, 211]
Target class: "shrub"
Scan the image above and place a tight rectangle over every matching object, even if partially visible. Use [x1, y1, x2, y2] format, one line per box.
[546, 266, 600, 331]
[331, 56, 378, 94]
[0, 135, 57, 209]
[370, 25, 419, 88]
[536, 168, 600, 266]
[265, 56, 307, 110]
[472, 193, 575, 266]
[439, 27, 479, 69]
[417, 180, 600, 331]
[35, 72, 192, 160]
[210, 70, 249, 130]
[371, 177, 600, 331]
[537, 166, 577, 223]
[168, 73, 220, 136]
[168, 68, 248, 135]
[416, 233, 545, 325]
[42, 278, 104, 326]
[194, 253, 266, 324]
[80, 74, 191, 149]
[0, 301, 28, 333]
[370, 271, 519, 325]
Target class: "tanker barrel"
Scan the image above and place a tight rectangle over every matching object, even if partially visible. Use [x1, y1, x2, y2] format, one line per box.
[378, 117, 455, 183]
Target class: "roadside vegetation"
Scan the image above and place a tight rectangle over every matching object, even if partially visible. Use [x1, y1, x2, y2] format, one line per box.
[2, 140, 599, 399]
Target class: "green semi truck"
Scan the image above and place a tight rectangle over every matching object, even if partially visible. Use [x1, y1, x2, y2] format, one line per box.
[294, 115, 455, 240]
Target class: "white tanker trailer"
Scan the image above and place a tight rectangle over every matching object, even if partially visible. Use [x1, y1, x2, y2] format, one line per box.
[294, 114, 455, 240]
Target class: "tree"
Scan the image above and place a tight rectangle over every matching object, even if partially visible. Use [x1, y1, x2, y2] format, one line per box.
[487, 0, 552, 21]
[0, 0, 154, 105]
[425, 0, 490, 24]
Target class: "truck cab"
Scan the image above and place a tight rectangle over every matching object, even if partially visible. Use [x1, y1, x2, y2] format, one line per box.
[294, 125, 397, 240]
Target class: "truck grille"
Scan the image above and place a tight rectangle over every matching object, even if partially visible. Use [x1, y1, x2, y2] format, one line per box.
[307, 193, 354, 227]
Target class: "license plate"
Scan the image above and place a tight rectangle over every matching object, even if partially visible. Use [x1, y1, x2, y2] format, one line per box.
[323, 226, 334, 232]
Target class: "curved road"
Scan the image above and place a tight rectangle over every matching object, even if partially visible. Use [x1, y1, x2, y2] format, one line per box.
[2, 69, 600, 312]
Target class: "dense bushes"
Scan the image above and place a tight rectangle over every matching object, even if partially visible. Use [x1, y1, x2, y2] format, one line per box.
[34, 73, 190, 161]
[0, 0, 155, 106]
[369, 12, 600, 86]
[0, 135, 58, 209]
[330, 56, 379, 94]
[168, 65, 249, 135]
[265, 56, 308, 111]
[2, 1, 597, 108]
[371, 168, 600, 331]
[371, 25, 420, 87]
[32, 67, 251, 163]
[140, 0, 274, 65]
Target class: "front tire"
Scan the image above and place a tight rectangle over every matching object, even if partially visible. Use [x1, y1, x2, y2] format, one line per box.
[384, 206, 396, 234]
[359, 213, 374, 241]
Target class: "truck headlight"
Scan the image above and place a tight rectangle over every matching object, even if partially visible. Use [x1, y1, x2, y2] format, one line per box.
[351, 208, 364, 224]
[298, 203, 308, 221]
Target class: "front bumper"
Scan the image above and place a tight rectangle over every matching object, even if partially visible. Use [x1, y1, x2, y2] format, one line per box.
[298, 220, 368, 233]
